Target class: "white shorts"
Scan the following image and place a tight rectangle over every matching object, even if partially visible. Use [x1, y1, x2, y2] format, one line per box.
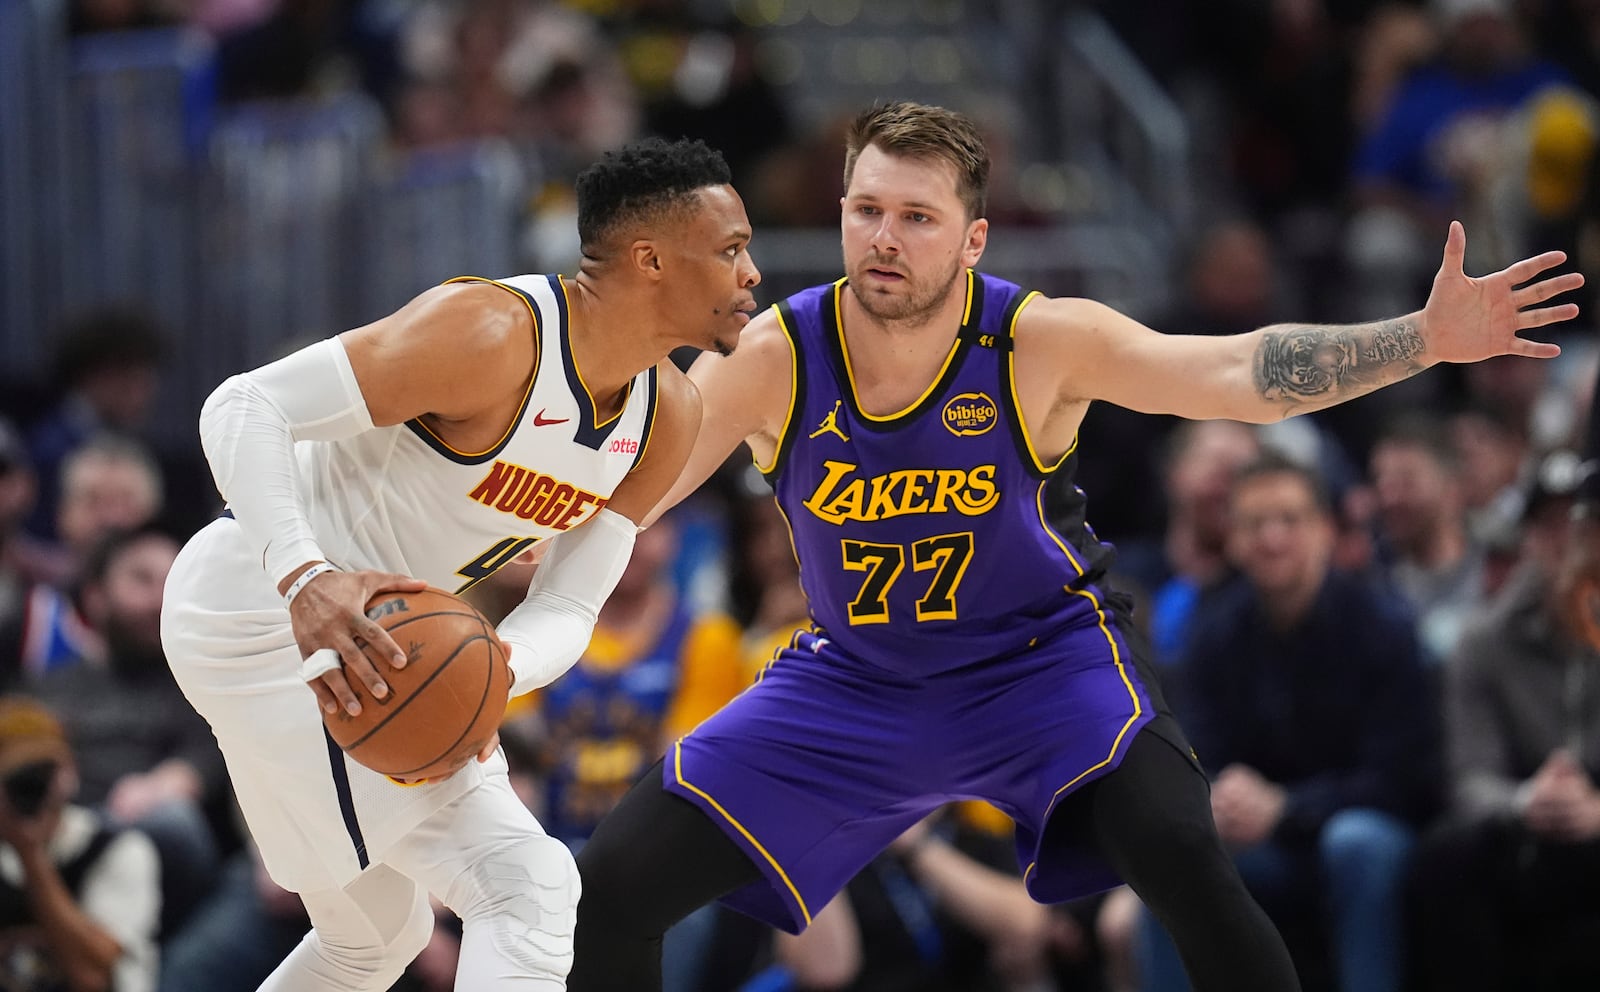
[161, 517, 503, 891]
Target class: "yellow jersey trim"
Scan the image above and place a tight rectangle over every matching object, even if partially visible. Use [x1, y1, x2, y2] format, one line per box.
[834, 271, 973, 423]
[1004, 290, 1073, 475]
[754, 303, 802, 475]
[1034, 480, 1085, 577]
[415, 276, 541, 458]
[1022, 585, 1143, 888]
[557, 275, 631, 432]
[673, 740, 813, 926]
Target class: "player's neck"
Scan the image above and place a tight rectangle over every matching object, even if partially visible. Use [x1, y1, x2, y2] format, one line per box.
[563, 276, 663, 408]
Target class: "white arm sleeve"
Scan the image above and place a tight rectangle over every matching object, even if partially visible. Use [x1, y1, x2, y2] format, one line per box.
[199, 337, 375, 583]
[498, 508, 638, 696]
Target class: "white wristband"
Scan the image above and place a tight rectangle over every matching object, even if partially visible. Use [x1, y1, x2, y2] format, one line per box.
[283, 562, 339, 607]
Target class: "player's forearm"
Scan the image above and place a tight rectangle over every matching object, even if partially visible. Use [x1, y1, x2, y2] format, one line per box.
[1248, 313, 1433, 420]
[498, 508, 636, 695]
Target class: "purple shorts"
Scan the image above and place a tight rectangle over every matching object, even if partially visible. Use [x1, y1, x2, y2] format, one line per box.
[664, 619, 1157, 933]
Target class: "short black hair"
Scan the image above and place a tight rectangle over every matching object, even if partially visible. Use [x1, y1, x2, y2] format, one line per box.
[78, 523, 178, 589]
[53, 306, 165, 389]
[575, 137, 732, 258]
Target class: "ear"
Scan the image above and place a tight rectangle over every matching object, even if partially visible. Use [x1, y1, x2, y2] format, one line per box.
[961, 218, 988, 268]
[630, 239, 664, 281]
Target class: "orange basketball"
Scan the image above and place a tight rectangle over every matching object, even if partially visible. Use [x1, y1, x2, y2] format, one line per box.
[323, 587, 511, 781]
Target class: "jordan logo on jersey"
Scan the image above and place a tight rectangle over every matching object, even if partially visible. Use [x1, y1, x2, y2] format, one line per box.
[801, 459, 999, 524]
[808, 400, 850, 443]
[942, 392, 997, 437]
[468, 459, 608, 531]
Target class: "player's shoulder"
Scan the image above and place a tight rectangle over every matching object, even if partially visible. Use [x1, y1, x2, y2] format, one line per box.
[418, 277, 546, 350]
[652, 359, 703, 428]
[1011, 294, 1115, 351]
[739, 304, 794, 354]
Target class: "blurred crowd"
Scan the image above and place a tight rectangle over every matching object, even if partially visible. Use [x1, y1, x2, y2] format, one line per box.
[6, 0, 1600, 990]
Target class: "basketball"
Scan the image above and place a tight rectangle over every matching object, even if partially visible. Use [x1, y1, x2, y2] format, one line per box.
[323, 587, 511, 782]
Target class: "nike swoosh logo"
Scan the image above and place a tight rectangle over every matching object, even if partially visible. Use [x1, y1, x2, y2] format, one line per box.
[532, 410, 570, 427]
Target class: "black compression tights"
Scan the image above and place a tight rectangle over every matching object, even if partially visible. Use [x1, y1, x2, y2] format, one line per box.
[568, 729, 1300, 991]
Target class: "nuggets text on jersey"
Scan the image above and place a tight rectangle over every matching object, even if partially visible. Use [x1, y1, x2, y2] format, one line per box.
[468, 458, 609, 530]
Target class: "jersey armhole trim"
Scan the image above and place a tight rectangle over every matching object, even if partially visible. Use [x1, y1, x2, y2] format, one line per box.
[1000, 290, 1075, 478]
[757, 299, 806, 480]
[405, 276, 541, 464]
[628, 364, 661, 473]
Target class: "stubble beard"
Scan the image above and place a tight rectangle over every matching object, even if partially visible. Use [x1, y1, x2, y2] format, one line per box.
[848, 257, 964, 327]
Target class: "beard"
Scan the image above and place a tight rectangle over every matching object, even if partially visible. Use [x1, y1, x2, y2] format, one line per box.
[847, 255, 964, 326]
[104, 615, 168, 679]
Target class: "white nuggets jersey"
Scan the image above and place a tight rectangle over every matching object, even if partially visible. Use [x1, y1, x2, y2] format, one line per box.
[163, 272, 658, 891]
[297, 273, 657, 591]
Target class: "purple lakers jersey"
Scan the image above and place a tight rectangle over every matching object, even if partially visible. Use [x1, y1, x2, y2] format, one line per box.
[766, 271, 1117, 675]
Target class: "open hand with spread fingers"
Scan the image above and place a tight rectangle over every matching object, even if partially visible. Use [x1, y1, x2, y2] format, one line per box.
[1420, 221, 1584, 365]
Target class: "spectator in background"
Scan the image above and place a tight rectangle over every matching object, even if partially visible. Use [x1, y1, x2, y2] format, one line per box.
[53, 437, 164, 581]
[1369, 414, 1485, 661]
[1412, 448, 1600, 991]
[34, 525, 224, 938]
[0, 695, 160, 992]
[25, 308, 163, 543]
[1349, 0, 1570, 315]
[1112, 420, 1260, 668]
[1489, 86, 1600, 267]
[533, 514, 742, 848]
[757, 808, 1098, 992]
[1139, 453, 1440, 992]
[517, 511, 740, 992]
[157, 841, 310, 992]
[1450, 402, 1530, 547]
[0, 423, 48, 682]
[17, 436, 166, 679]
[1076, 220, 1281, 548]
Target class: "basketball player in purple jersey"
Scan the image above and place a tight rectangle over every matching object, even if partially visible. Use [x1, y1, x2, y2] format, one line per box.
[567, 103, 1584, 992]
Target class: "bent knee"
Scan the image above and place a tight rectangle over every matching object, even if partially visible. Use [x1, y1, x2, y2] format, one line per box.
[450, 833, 580, 972]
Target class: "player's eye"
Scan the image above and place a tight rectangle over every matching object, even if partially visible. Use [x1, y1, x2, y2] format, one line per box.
[859, 205, 880, 216]
[909, 212, 930, 223]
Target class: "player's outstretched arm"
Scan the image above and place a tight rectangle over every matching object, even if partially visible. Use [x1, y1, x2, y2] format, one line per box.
[641, 307, 796, 527]
[199, 282, 530, 716]
[1034, 222, 1583, 424]
[495, 363, 702, 697]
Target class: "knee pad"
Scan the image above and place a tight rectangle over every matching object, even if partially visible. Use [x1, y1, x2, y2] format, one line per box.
[449, 833, 581, 976]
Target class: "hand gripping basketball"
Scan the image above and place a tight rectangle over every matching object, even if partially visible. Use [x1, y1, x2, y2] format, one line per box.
[281, 564, 429, 718]
[324, 588, 512, 782]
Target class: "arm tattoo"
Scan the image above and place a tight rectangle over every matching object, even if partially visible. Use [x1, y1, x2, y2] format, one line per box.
[1253, 318, 1426, 408]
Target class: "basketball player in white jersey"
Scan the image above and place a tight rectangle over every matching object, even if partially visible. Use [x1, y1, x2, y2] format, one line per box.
[159, 138, 761, 991]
